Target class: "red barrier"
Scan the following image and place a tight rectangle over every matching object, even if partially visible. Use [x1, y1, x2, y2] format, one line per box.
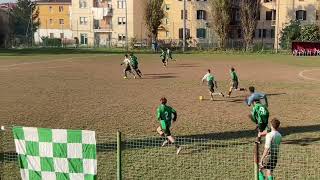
[292, 41, 320, 56]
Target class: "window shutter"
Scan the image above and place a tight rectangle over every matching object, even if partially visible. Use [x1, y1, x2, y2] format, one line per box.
[303, 11, 307, 20]
[204, 11, 207, 20]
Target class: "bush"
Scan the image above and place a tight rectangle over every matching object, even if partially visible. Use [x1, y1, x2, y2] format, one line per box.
[280, 20, 301, 50]
[41, 37, 62, 47]
[298, 24, 320, 41]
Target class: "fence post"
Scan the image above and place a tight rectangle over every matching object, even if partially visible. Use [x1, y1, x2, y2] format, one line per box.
[0, 126, 5, 180]
[117, 131, 122, 180]
[254, 138, 259, 180]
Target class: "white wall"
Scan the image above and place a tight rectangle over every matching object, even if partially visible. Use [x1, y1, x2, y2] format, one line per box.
[34, 29, 73, 43]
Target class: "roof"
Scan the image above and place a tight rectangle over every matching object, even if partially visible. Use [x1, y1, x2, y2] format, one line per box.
[36, 0, 71, 4]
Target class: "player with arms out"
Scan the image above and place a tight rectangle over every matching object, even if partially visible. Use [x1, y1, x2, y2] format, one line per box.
[156, 97, 182, 154]
[227, 67, 246, 97]
[246, 86, 268, 107]
[249, 99, 269, 141]
[129, 53, 143, 78]
[201, 69, 224, 101]
[259, 118, 282, 180]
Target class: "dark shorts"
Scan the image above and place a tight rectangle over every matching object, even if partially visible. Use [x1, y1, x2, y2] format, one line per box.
[162, 58, 166, 63]
[257, 123, 268, 132]
[125, 66, 131, 71]
[232, 81, 239, 89]
[160, 120, 171, 136]
[208, 84, 214, 93]
[263, 155, 278, 171]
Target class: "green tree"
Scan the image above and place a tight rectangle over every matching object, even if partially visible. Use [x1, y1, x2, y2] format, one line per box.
[210, 0, 231, 49]
[299, 24, 320, 41]
[240, 0, 260, 51]
[280, 20, 301, 49]
[11, 0, 40, 45]
[144, 0, 165, 47]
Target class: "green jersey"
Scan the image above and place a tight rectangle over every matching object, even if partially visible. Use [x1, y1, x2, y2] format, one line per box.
[130, 55, 138, 66]
[231, 71, 238, 82]
[202, 73, 214, 86]
[157, 104, 176, 122]
[160, 51, 166, 58]
[251, 103, 269, 125]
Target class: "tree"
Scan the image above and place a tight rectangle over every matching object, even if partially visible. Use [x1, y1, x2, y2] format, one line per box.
[299, 24, 320, 41]
[240, 0, 260, 51]
[11, 0, 40, 45]
[144, 0, 165, 48]
[210, 0, 231, 49]
[280, 20, 301, 49]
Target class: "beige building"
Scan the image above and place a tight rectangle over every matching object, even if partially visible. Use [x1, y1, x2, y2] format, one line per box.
[159, 0, 212, 46]
[71, 0, 147, 47]
[159, 0, 320, 49]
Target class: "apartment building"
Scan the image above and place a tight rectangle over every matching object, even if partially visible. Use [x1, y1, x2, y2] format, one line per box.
[159, 0, 212, 45]
[71, 0, 147, 47]
[34, 0, 72, 43]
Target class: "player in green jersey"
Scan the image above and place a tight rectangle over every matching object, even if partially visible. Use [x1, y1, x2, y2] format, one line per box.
[201, 69, 224, 101]
[129, 53, 142, 78]
[166, 48, 174, 61]
[249, 99, 269, 141]
[160, 49, 167, 67]
[227, 67, 246, 97]
[259, 118, 282, 180]
[156, 97, 182, 154]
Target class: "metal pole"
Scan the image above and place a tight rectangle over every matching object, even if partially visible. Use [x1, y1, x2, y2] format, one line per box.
[30, 3, 33, 47]
[275, 0, 280, 53]
[125, 0, 128, 52]
[182, 0, 186, 52]
[254, 138, 260, 180]
[117, 131, 122, 180]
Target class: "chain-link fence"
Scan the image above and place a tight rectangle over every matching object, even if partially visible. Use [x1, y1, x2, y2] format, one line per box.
[1, 128, 319, 180]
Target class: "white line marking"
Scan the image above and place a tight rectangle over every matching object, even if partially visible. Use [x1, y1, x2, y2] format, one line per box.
[298, 69, 320, 82]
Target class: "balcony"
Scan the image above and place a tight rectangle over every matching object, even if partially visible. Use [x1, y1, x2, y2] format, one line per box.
[92, 7, 113, 20]
[93, 21, 112, 32]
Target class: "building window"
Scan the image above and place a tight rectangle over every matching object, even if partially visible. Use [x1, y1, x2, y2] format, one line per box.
[80, 34, 88, 44]
[59, 6, 63, 12]
[266, 11, 272, 20]
[179, 28, 190, 39]
[79, 0, 87, 8]
[164, 18, 169, 25]
[197, 10, 207, 20]
[166, 31, 170, 37]
[196, 28, 206, 39]
[316, 10, 320, 20]
[59, 19, 64, 25]
[49, 6, 52, 12]
[117, 0, 126, 9]
[49, 19, 53, 25]
[271, 29, 275, 38]
[181, 10, 188, 20]
[262, 29, 267, 38]
[118, 17, 126, 25]
[80, 17, 88, 25]
[257, 10, 260, 20]
[60, 33, 64, 39]
[165, 4, 170, 10]
[296, 10, 307, 20]
[237, 29, 242, 38]
[118, 34, 126, 41]
[50, 33, 54, 38]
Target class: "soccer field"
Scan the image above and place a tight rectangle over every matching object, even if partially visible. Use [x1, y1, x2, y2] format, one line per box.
[0, 52, 320, 179]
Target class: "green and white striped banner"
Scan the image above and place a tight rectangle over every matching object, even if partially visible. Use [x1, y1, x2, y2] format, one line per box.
[13, 126, 97, 180]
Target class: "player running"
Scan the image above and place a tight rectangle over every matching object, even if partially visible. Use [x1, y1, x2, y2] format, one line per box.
[160, 49, 167, 67]
[156, 97, 182, 154]
[249, 99, 269, 141]
[259, 118, 282, 180]
[227, 67, 246, 97]
[129, 53, 143, 78]
[201, 69, 224, 101]
[246, 86, 268, 107]
[120, 54, 135, 79]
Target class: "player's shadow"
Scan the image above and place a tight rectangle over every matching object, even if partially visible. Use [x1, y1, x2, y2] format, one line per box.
[174, 63, 200, 68]
[143, 73, 178, 79]
[266, 93, 287, 96]
[282, 137, 320, 146]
